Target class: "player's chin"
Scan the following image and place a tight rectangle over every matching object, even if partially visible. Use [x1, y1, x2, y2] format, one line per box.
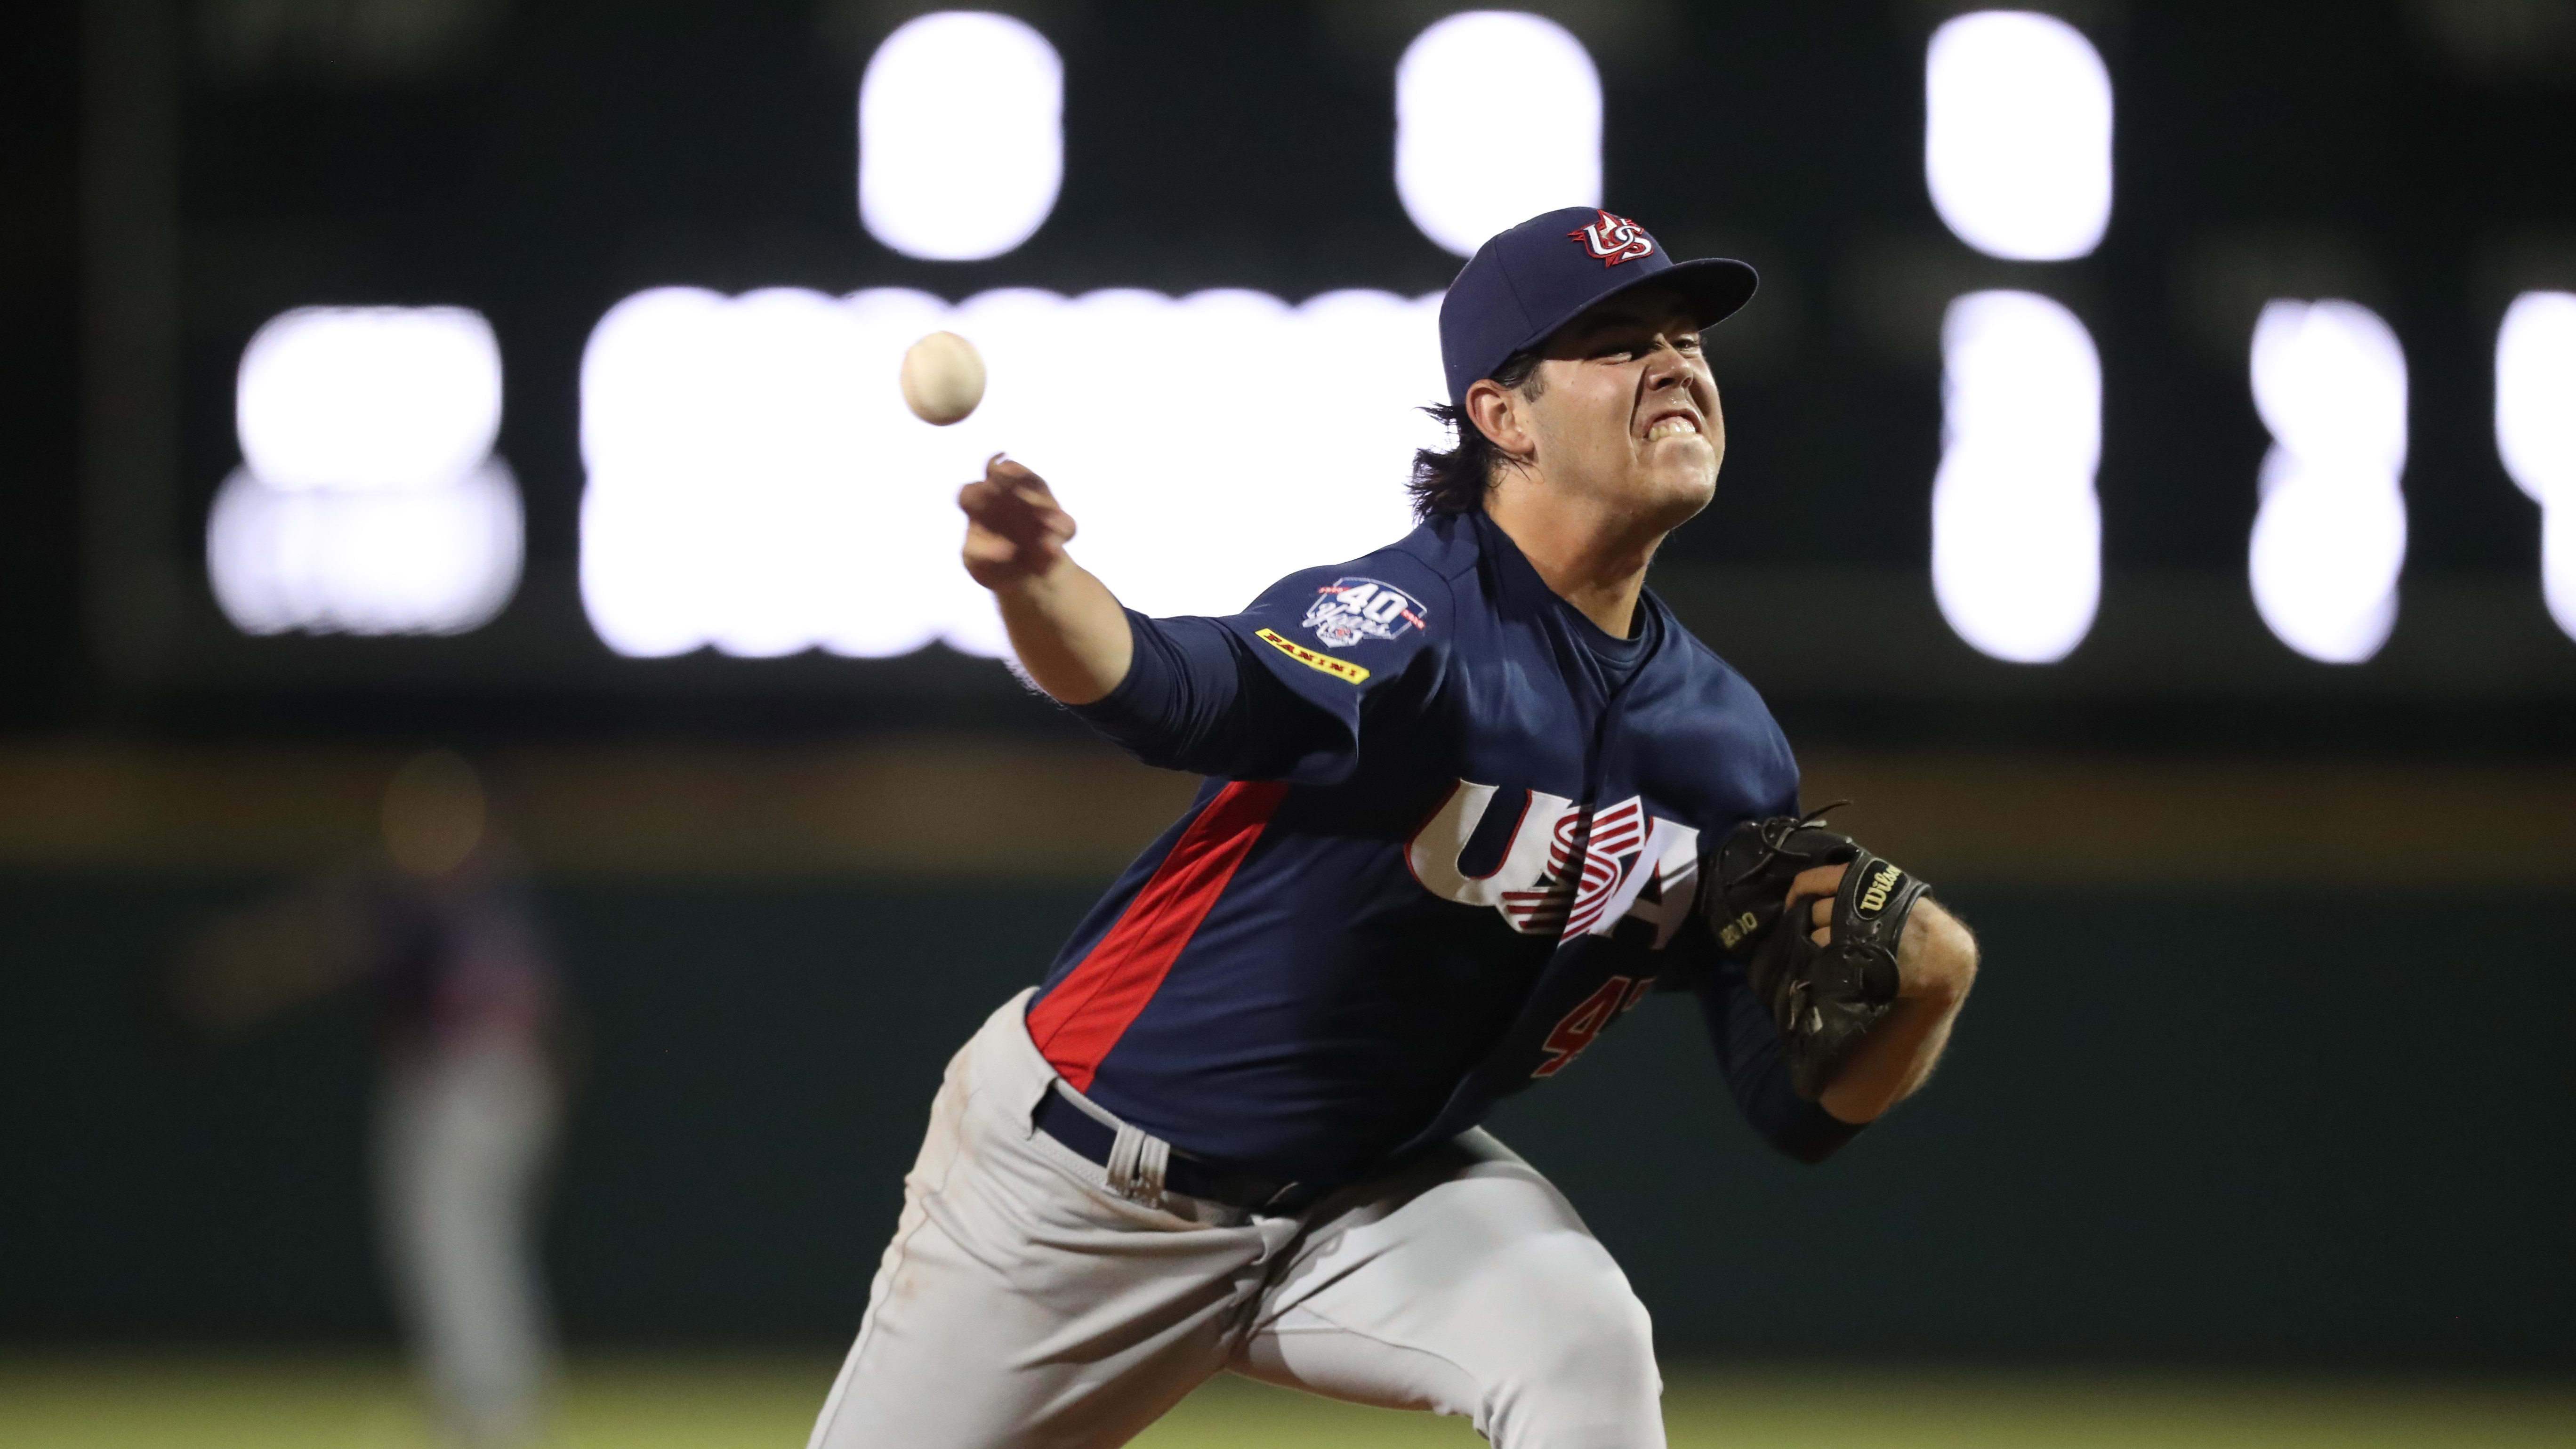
[1634, 448, 1719, 511]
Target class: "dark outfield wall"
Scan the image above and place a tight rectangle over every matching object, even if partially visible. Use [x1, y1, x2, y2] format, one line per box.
[2, 873, 2568, 1368]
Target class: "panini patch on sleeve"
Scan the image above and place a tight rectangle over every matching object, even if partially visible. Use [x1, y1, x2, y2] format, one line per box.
[1255, 628, 1370, 684]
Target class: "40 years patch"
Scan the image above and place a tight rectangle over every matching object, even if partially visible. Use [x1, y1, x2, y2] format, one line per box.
[1304, 578, 1427, 648]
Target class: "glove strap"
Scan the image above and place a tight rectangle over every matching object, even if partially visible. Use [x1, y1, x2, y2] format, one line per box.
[1830, 848, 1929, 1006]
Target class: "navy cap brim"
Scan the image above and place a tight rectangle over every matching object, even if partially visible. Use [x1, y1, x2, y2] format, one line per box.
[1516, 256, 1759, 362]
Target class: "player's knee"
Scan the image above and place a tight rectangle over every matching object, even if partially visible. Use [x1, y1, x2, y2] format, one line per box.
[1480, 1267, 1661, 1444]
[1525, 1281, 1657, 1392]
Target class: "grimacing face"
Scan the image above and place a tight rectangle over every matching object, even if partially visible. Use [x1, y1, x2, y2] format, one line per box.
[1518, 287, 1724, 527]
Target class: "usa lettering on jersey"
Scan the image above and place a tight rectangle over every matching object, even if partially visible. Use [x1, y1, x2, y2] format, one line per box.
[1304, 578, 1427, 648]
[1404, 779, 1701, 946]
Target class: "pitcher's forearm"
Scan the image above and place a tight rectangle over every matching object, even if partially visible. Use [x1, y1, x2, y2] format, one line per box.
[995, 558, 1135, 705]
[1819, 993, 1962, 1123]
[1819, 900, 1978, 1124]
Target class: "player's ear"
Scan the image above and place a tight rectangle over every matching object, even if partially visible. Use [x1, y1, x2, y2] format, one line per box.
[1464, 378, 1537, 463]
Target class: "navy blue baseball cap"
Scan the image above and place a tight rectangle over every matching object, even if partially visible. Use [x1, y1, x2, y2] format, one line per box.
[1439, 207, 1758, 411]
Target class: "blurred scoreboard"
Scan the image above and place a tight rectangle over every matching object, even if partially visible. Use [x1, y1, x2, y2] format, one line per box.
[86, 0, 2576, 728]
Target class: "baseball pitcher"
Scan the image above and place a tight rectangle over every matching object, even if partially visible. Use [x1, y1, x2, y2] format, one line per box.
[810, 207, 1981, 1448]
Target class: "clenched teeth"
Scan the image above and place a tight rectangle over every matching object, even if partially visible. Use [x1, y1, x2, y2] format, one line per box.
[1645, 416, 1700, 441]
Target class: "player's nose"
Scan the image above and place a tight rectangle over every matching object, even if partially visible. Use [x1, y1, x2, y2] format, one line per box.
[1641, 342, 1694, 392]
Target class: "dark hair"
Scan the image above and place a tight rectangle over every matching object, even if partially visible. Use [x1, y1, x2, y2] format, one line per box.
[1406, 349, 1545, 519]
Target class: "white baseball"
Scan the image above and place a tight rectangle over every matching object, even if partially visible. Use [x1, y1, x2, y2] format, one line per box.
[900, 330, 986, 426]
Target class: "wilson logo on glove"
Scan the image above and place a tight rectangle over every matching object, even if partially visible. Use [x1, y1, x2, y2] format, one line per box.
[1855, 863, 1906, 918]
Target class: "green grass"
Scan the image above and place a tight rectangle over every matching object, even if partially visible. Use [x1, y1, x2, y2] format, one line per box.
[1, 1354, 2568, 1448]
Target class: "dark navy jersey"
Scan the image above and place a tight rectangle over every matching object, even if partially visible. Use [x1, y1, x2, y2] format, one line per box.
[363, 872, 557, 1050]
[1029, 510, 1855, 1186]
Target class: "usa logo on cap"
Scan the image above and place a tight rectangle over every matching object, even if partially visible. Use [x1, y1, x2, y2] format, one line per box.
[1568, 210, 1656, 267]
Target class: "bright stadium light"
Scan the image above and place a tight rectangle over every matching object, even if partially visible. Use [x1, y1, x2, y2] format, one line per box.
[579, 287, 1443, 660]
[2247, 299, 2409, 663]
[208, 463, 523, 636]
[859, 12, 1063, 261]
[236, 306, 502, 491]
[1396, 11, 1601, 258]
[210, 306, 522, 636]
[1925, 10, 2113, 261]
[1931, 290, 2101, 663]
[2496, 291, 2576, 640]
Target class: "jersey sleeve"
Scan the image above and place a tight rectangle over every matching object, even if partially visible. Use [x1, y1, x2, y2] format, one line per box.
[1200, 553, 1450, 785]
[1679, 750, 1852, 1161]
[1068, 612, 1341, 781]
[1695, 963, 1865, 1163]
[1067, 551, 1447, 785]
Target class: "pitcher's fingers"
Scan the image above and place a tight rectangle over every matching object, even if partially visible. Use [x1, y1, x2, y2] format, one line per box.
[962, 479, 1048, 532]
[994, 502, 1067, 547]
[1786, 862, 1847, 908]
[960, 477, 1030, 514]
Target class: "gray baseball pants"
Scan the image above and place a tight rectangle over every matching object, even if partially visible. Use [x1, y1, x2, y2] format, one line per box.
[807, 990, 1664, 1448]
[376, 1034, 558, 1448]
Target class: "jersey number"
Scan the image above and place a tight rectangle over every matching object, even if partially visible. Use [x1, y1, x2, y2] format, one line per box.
[1530, 974, 1654, 1078]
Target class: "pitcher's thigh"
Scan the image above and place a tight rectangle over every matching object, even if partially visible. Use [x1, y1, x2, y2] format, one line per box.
[811, 1204, 1220, 1448]
[810, 1088, 1271, 1447]
[1238, 1133, 1663, 1449]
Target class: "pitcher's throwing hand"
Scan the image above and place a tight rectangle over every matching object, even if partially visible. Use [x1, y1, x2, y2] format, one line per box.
[958, 455, 1075, 590]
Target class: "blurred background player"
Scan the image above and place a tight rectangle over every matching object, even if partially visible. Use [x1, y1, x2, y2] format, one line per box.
[169, 750, 564, 1449]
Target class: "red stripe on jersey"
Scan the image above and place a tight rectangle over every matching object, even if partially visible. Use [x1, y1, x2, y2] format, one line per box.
[1025, 779, 1288, 1092]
